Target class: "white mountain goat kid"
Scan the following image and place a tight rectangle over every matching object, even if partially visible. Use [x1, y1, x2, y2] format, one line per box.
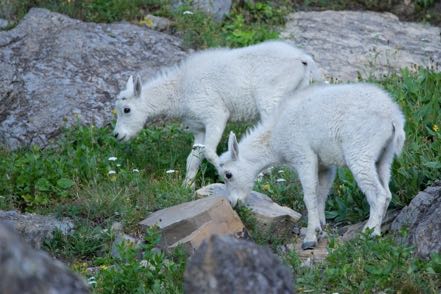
[217, 83, 405, 249]
[112, 41, 321, 186]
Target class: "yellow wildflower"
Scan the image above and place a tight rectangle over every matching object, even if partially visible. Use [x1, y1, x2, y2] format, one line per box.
[432, 124, 439, 132]
[139, 17, 154, 28]
[262, 183, 271, 192]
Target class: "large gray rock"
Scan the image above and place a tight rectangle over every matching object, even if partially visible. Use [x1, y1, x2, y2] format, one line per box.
[172, 0, 232, 21]
[139, 196, 246, 253]
[0, 210, 74, 248]
[391, 180, 441, 259]
[0, 8, 186, 149]
[281, 11, 441, 81]
[0, 223, 89, 294]
[184, 235, 294, 293]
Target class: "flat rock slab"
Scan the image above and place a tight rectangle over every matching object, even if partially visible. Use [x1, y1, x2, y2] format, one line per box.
[0, 210, 74, 249]
[197, 183, 301, 237]
[0, 8, 186, 149]
[139, 196, 245, 253]
[281, 11, 440, 81]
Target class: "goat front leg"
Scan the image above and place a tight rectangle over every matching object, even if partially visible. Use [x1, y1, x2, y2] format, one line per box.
[294, 156, 321, 250]
[183, 131, 205, 188]
[202, 117, 228, 170]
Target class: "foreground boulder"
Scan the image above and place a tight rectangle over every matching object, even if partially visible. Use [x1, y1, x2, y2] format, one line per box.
[0, 223, 89, 294]
[139, 196, 245, 253]
[196, 183, 301, 238]
[0, 8, 186, 149]
[281, 11, 440, 81]
[184, 235, 294, 294]
[391, 180, 441, 258]
[0, 210, 74, 248]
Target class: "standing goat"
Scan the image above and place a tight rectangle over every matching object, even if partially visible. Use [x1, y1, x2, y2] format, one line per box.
[112, 41, 321, 187]
[217, 83, 405, 249]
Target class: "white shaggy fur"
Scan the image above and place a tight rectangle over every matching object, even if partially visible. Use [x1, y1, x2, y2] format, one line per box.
[217, 83, 405, 249]
[113, 41, 322, 186]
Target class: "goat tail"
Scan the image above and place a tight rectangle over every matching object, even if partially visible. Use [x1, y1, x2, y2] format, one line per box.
[391, 117, 405, 157]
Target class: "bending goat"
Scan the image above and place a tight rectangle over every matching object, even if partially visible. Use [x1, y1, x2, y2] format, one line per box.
[217, 83, 405, 249]
[112, 41, 321, 187]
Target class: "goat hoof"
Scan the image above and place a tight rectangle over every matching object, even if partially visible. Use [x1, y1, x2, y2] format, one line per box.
[301, 240, 317, 250]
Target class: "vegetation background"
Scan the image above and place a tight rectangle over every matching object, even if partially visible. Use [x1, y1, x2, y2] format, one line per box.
[0, 0, 440, 293]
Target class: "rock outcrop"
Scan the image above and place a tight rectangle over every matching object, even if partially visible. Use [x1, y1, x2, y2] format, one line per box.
[184, 235, 294, 293]
[391, 180, 441, 259]
[281, 11, 441, 81]
[0, 210, 74, 248]
[0, 8, 186, 149]
[0, 223, 89, 294]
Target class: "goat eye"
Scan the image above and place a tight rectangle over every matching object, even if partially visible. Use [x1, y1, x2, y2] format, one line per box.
[124, 107, 130, 113]
[225, 172, 232, 179]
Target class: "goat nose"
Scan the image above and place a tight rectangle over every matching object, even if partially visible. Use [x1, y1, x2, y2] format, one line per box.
[114, 132, 119, 138]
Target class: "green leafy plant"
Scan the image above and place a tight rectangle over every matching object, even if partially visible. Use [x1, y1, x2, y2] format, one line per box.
[290, 232, 441, 293]
[93, 227, 186, 293]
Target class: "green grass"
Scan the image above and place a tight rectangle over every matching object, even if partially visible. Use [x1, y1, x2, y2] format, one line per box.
[286, 232, 441, 293]
[1, 1, 440, 292]
[1, 69, 440, 293]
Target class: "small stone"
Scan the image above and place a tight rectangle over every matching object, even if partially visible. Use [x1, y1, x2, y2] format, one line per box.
[110, 222, 142, 259]
[139, 196, 245, 253]
[141, 14, 172, 32]
[0, 18, 8, 29]
[184, 235, 294, 293]
[172, 0, 232, 21]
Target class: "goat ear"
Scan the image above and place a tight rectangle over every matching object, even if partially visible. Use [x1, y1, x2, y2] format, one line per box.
[126, 75, 134, 90]
[134, 75, 142, 98]
[228, 132, 239, 161]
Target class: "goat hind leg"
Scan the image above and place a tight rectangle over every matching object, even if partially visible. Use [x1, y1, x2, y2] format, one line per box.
[348, 160, 387, 236]
[317, 166, 336, 228]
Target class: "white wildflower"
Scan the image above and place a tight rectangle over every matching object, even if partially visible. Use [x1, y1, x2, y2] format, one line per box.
[108, 156, 117, 161]
[140, 259, 155, 270]
[140, 260, 149, 268]
[132, 168, 140, 173]
[183, 10, 193, 15]
[166, 169, 176, 174]
[276, 178, 286, 183]
[108, 170, 116, 175]
[278, 170, 284, 174]
[116, 163, 121, 167]
[87, 276, 97, 285]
